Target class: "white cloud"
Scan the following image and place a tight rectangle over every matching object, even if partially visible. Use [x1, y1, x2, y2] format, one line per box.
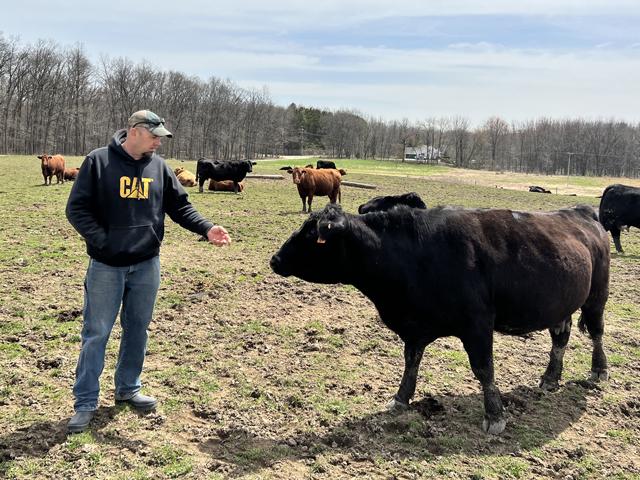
[2, 0, 639, 123]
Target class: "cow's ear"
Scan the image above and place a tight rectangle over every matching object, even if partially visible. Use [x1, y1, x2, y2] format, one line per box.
[251, 161, 257, 165]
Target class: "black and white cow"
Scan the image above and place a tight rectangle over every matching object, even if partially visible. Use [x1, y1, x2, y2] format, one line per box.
[598, 184, 640, 253]
[358, 192, 427, 214]
[270, 203, 610, 434]
[195, 158, 256, 193]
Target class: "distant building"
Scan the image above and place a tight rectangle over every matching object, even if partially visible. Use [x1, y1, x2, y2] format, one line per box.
[404, 145, 446, 162]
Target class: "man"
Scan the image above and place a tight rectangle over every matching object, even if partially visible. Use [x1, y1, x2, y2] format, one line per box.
[65, 110, 231, 433]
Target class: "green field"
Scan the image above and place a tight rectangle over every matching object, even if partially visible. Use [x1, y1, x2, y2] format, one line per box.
[1, 154, 639, 479]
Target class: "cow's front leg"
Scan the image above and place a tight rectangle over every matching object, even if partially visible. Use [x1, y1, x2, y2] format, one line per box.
[462, 332, 505, 434]
[307, 195, 314, 212]
[387, 342, 426, 412]
[198, 179, 206, 193]
[540, 317, 571, 391]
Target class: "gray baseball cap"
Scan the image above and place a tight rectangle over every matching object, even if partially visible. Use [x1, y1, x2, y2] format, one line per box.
[127, 110, 173, 138]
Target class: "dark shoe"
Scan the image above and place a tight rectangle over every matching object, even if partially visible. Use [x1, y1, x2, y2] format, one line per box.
[116, 393, 157, 412]
[67, 411, 94, 433]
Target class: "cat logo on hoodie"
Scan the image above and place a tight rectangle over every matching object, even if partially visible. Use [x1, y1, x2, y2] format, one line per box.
[120, 176, 154, 199]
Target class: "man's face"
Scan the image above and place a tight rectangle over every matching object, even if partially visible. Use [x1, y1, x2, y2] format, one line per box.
[135, 126, 163, 155]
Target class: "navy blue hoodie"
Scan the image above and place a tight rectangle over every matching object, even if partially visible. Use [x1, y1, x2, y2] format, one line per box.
[66, 129, 214, 266]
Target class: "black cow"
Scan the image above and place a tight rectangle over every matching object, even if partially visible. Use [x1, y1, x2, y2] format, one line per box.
[529, 186, 551, 194]
[195, 158, 256, 193]
[270, 203, 610, 434]
[358, 192, 427, 214]
[599, 183, 640, 253]
[316, 160, 336, 169]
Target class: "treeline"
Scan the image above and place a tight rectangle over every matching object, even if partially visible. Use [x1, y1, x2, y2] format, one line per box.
[1, 35, 639, 176]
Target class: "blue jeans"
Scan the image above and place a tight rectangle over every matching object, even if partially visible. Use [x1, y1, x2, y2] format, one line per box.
[73, 256, 160, 412]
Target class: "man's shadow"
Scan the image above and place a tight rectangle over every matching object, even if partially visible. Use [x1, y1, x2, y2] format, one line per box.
[0, 405, 147, 462]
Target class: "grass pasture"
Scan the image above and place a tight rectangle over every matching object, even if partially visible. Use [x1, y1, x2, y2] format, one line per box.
[1, 154, 640, 479]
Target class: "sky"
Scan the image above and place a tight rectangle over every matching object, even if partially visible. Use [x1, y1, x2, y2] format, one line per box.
[2, 0, 640, 126]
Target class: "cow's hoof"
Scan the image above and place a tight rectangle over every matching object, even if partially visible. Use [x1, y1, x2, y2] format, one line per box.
[386, 397, 409, 413]
[482, 417, 506, 435]
[539, 378, 559, 391]
[590, 369, 609, 382]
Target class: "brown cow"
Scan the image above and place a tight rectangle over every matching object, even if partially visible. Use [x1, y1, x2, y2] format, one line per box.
[208, 179, 245, 192]
[174, 167, 197, 187]
[64, 168, 80, 181]
[37, 154, 65, 185]
[286, 166, 345, 213]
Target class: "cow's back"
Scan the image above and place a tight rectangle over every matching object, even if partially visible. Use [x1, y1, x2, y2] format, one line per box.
[49, 155, 65, 173]
[307, 169, 341, 195]
[365, 205, 608, 335]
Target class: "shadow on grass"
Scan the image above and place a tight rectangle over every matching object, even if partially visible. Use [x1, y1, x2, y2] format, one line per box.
[0, 405, 147, 463]
[197, 380, 599, 477]
[611, 252, 640, 260]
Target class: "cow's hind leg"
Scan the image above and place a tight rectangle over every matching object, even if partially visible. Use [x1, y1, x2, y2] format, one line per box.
[387, 342, 426, 412]
[579, 307, 609, 382]
[461, 332, 505, 434]
[540, 316, 572, 391]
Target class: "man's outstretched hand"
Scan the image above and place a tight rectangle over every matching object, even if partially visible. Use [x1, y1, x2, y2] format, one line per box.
[207, 225, 231, 246]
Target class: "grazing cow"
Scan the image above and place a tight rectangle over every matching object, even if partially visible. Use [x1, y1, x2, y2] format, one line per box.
[208, 179, 245, 192]
[63, 168, 80, 181]
[529, 185, 551, 194]
[271, 203, 610, 434]
[599, 183, 640, 253]
[174, 167, 197, 187]
[316, 160, 337, 169]
[37, 154, 65, 185]
[195, 158, 256, 193]
[285, 166, 344, 213]
[358, 192, 427, 214]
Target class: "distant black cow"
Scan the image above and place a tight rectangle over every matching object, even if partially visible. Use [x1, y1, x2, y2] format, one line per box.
[358, 192, 427, 214]
[196, 158, 256, 193]
[271, 203, 610, 434]
[599, 183, 640, 253]
[316, 160, 337, 169]
[529, 185, 551, 194]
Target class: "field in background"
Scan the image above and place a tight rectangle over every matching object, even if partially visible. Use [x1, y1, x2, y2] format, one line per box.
[1, 155, 639, 479]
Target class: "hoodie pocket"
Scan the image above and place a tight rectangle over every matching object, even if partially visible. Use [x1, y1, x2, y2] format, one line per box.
[106, 224, 161, 258]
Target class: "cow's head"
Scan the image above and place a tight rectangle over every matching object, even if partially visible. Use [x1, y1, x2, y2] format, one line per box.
[37, 154, 52, 166]
[174, 167, 185, 175]
[243, 160, 254, 173]
[286, 167, 310, 185]
[270, 204, 350, 284]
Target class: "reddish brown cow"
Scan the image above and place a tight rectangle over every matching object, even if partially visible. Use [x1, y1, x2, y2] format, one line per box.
[64, 167, 80, 181]
[174, 167, 197, 187]
[37, 154, 65, 185]
[208, 179, 245, 192]
[286, 166, 345, 212]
